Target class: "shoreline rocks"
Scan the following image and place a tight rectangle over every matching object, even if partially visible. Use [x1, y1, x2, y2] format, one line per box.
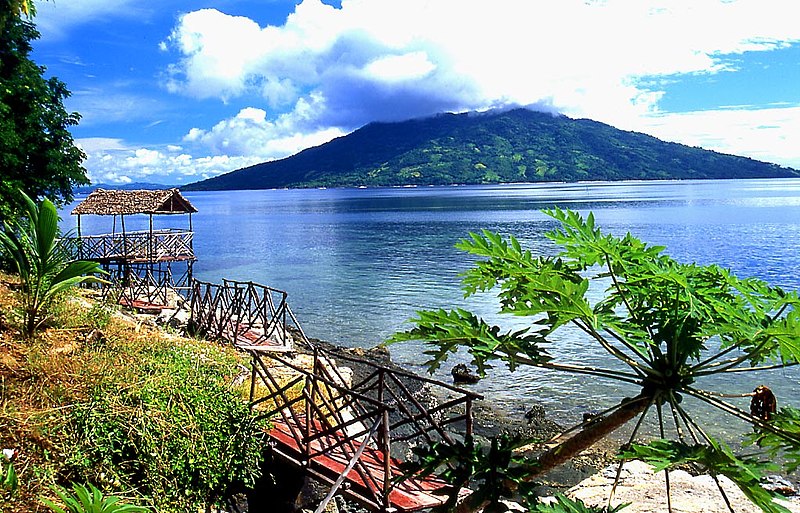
[568, 460, 800, 513]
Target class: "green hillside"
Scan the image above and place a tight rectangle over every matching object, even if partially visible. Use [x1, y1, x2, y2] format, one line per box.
[183, 108, 798, 190]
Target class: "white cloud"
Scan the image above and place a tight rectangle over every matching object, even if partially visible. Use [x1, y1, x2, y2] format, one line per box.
[181, 105, 346, 159]
[364, 52, 436, 82]
[75, 101, 348, 185]
[164, 0, 800, 131]
[637, 105, 800, 170]
[76, 137, 130, 153]
[35, 0, 146, 40]
[78, 139, 263, 185]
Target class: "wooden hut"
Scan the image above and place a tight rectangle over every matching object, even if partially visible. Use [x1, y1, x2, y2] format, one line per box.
[68, 188, 198, 310]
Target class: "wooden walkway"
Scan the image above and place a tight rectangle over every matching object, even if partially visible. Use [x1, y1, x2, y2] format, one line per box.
[190, 279, 294, 352]
[189, 278, 480, 512]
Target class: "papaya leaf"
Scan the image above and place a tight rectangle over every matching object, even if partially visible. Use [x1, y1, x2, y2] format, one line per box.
[746, 406, 800, 472]
[527, 493, 627, 513]
[620, 439, 788, 513]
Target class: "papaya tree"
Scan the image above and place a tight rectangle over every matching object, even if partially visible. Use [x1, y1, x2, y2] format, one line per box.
[391, 208, 800, 512]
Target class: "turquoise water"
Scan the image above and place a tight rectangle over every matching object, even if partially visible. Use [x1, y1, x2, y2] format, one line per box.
[62, 178, 800, 430]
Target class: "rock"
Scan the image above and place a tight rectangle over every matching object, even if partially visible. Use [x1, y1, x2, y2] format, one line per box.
[451, 363, 480, 384]
[763, 475, 798, 496]
[566, 460, 800, 513]
[84, 328, 106, 346]
[155, 306, 191, 330]
[525, 404, 546, 423]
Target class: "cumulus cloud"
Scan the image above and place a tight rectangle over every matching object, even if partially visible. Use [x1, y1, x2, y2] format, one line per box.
[76, 136, 258, 185]
[182, 105, 345, 159]
[77, 0, 800, 184]
[163, 0, 800, 131]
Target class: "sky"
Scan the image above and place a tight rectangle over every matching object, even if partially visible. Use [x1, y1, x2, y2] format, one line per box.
[29, 0, 800, 186]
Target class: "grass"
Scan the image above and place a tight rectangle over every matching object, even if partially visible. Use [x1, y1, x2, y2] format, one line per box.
[0, 271, 267, 512]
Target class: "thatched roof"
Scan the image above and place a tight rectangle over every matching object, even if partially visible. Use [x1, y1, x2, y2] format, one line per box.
[71, 189, 198, 216]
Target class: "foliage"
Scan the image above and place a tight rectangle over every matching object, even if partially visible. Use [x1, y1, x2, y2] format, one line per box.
[57, 340, 267, 512]
[747, 406, 800, 472]
[391, 208, 800, 512]
[0, 12, 87, 222]
[184, 109, 798, 191]
[41, 483, 147, 513]
[0, 191, 105, 337]
[2, 461, 18, 494]
[0, 273, 264, 512]
[401, 434, 536, 511]
[528, 494, 627, 513]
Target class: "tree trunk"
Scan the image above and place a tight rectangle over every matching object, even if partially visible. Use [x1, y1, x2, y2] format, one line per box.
[452, 394, 650, 513]
[528, 394, 650, 478]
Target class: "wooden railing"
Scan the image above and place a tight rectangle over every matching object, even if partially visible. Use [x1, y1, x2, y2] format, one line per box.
[190, 277, 480, 511]
[189, 279, 293, 352]
[249, 344, 480, 512]
[103, 264, 175, 310]
[64, 229, 194, 262]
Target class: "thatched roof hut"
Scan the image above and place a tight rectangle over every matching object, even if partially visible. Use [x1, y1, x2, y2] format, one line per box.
[71, 189, 197, 216]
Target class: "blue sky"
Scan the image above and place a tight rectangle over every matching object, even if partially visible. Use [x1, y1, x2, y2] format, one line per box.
[30, 0, 800, 186]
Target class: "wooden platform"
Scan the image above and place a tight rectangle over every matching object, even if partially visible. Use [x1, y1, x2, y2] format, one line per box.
[230, 324, 294, 353]
[118, 298, 168, 313]
[268, 417, 465, 512]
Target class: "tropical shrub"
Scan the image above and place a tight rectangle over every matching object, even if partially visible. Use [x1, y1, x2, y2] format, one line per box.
[0, 190, 104, 337]
[41, 482, 147, 513]
[392, 208, 800, 512]
[56, 340, 267, 512]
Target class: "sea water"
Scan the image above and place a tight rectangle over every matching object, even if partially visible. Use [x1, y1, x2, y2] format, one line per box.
[62, 178, 800, 434]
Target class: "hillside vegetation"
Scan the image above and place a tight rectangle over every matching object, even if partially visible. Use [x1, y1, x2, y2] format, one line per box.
[184, 108, 798, 190]
[0, 275, 266, 512]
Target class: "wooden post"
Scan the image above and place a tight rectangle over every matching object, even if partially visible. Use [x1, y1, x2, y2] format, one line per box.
[76, 214, 82, 259]
[377, 368, 392, 508]
[121, 214, 127, 259]
[188, 212, 194, 260]
[249, 355, 257, 403]
[148, 214, 154, 261]
[465, 398, 474, 444]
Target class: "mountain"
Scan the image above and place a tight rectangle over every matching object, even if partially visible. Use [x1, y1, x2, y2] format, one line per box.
[75, 182, 168, 194]
[183, 108, 799, 191]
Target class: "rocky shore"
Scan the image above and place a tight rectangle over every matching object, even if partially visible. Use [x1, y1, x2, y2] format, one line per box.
[140, 303, 799, 513]
[286, 334, 618, 512]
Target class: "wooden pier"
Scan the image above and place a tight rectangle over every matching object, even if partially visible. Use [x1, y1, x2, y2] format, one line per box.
[189, 278, 480, 512]
[66, 189, 197, 310]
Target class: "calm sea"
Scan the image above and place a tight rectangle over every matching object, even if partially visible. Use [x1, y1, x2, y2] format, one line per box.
[62, 178, 800, 431]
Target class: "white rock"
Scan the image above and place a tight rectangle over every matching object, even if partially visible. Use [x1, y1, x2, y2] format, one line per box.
[567, 460, 800, 513]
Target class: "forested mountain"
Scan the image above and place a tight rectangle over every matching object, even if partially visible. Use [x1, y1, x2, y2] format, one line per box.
[183, 108, 798, 190]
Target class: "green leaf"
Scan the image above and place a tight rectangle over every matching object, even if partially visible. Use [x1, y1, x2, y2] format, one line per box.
[746, 406, 800, 472]
[42, 483, 148, 513]
[528, 494, 627, 513]
[388, 308, 550, 375]
[620, 439, 788, 513]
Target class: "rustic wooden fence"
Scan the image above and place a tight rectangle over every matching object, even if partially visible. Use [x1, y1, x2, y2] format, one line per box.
[189, 277, 480, 512]
[64, 229, 194, 262]
[249, 344, 480, 512]
[190, 278, 294, 352]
